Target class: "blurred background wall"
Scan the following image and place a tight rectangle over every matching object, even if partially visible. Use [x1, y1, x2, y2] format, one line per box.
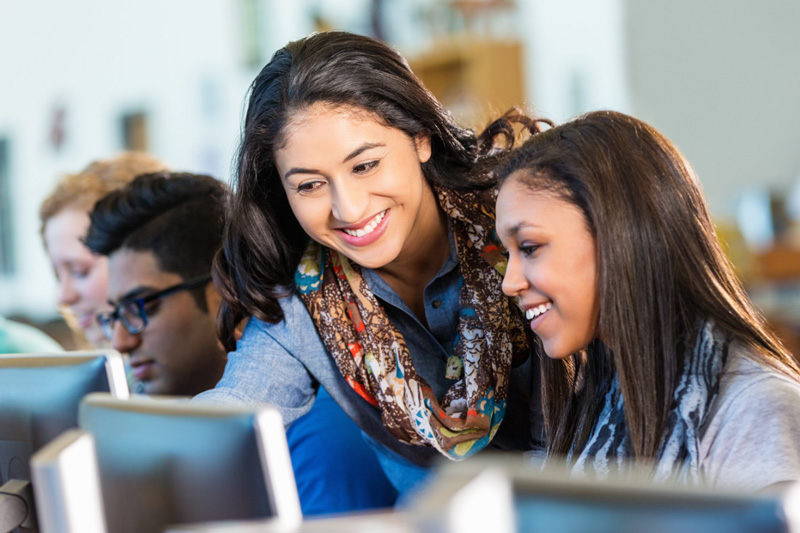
[1, 0, 800, 349]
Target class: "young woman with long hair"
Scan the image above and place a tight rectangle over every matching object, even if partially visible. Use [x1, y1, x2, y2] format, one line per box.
[496, 110, 800, 490]
[196, 31, 547, 495]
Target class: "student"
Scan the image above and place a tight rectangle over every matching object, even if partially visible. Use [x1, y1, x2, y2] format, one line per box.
[86, 171, 397, 514]
[85, 172, 227, 396]
[40, 152, 167, 348]
[195, 30, 546, 496]
[495, 110, 800, 491]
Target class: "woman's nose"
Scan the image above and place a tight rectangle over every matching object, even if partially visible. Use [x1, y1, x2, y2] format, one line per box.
[502, 253, 529, 297]
[330, 181, 367, 224]
[57, 276, 79, 306]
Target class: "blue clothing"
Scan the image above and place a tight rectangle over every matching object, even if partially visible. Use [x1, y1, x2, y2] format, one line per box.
[287, 386, 397, 515]
[361, 431, 433, 505]
[195, 232, 544, 497]
[0, 316, 63, 354]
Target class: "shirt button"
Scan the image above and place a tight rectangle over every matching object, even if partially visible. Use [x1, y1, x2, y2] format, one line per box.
[432, 299, 442, 309]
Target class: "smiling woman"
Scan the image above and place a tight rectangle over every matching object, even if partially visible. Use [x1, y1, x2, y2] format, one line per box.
[274, 103, 442, 304]
[195, 30, 549, 497]
[495, 110, 800, 491]
[497, 184, 598, 361]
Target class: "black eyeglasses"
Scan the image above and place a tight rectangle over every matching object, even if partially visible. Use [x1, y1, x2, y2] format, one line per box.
[96, 274, 212, 340]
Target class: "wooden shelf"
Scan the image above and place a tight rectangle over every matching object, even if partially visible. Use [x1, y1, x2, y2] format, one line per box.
[753, 245, 800, 282]
[408, 37, 525, 129]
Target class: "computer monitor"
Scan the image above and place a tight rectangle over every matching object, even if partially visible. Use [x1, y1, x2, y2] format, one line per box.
[73, 393, 302, 533]
[0, 350, 129, 531]
[30, 429, 107, 533]
[412, 455, 800, 533]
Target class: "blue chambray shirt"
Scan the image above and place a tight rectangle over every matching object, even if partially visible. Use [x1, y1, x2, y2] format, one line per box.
[195, 229, 544, 490]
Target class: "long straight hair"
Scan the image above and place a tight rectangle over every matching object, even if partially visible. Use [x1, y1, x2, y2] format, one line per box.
[496, 110, 800, 460]
[214, 31, 539, 350]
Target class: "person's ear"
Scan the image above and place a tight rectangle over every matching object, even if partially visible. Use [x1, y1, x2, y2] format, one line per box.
[415, 132, 432, 164]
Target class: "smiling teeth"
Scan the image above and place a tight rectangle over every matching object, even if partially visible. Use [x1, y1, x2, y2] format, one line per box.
[525, 302, 552, 320]
[343, 210, 386, 237]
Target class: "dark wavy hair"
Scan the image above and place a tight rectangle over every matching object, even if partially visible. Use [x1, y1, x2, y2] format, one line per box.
[215, 30, 542, 350]
[496, 110, 800, 462]
[86, 172, 227, 311]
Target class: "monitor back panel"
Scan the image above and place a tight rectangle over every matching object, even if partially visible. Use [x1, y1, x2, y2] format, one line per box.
[79, 396, 287, 533]
[0, 353, 121, 485]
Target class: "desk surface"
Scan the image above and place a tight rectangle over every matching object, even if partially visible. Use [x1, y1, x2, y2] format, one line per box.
[166, 510, 416, 533]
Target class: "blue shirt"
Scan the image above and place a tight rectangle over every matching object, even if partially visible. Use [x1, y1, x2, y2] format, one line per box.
[195, 233, 544, 495]
[287, 386, 398, 515]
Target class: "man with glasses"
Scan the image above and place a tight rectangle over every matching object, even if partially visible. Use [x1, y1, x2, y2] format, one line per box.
[85, 171, 398, 515]
[85, 172, 227, 396]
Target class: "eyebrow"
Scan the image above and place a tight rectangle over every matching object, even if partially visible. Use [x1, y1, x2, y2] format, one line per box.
[109, 286, 156, 305]
[282, 142, 386, 181]
[501, 221, 540, 238]
[283, 167, 319, 181]
[343, 142, 384, 162]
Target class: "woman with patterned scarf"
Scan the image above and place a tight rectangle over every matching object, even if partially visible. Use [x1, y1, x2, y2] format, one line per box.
[496, 110, 800, 491]
[196, 31, 547, 498]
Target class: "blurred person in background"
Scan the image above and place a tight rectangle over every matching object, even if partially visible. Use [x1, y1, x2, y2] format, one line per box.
[39, 152, 167, 348]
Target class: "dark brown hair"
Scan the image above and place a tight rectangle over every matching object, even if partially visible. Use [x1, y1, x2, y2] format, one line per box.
[214, 31, 539, 350]
[496, 110, 800, 460]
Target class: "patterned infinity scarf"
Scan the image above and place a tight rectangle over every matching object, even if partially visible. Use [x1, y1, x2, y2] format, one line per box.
[295, 185, 529, 460]
[569, 320, 729, 484]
